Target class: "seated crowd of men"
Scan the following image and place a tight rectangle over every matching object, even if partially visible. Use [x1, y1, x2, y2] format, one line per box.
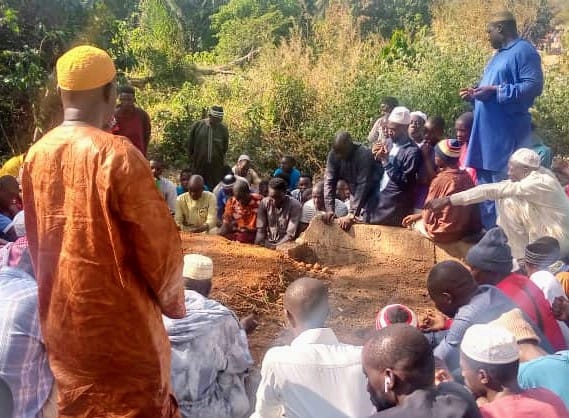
[145, 97, 569, 272]
[3, 44, 569, 418]
[3, 225, 569, 417]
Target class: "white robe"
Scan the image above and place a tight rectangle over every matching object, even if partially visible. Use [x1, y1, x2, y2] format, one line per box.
[450, 169, 569, 260]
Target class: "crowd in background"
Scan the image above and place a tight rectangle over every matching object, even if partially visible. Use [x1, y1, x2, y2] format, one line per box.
[3, 9, 569, 418]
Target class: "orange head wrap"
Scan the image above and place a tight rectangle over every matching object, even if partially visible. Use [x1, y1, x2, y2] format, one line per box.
[56, 45, 116, 91]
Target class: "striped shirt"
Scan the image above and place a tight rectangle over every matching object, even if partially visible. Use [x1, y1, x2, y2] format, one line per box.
[0, 267, 53, 417]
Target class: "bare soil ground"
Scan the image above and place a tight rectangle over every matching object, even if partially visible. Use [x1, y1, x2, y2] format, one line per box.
[180, 233, 434, 363]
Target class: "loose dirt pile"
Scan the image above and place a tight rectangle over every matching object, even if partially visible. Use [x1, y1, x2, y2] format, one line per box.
[180, 233, 328, 359]
[180, 233, 323, 316]
[180, 233, 433, 361]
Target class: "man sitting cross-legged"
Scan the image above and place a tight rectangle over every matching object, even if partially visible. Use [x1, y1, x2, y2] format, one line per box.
[465, 227, 567, 351]
[255, 177, 301, 249]
[298, 181, 348, 234]
[489, 308, 569, 409]
[427, 148, 569, 262]
[425, 260, 546, 372]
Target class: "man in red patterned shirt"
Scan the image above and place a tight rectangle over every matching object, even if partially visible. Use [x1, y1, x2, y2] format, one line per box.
[220, 180, 262, 243]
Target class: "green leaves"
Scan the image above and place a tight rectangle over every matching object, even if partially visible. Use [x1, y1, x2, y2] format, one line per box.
[211, 0, 301, 60]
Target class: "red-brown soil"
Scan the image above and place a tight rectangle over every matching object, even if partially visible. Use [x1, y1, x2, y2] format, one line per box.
[180, 233, 434, 362]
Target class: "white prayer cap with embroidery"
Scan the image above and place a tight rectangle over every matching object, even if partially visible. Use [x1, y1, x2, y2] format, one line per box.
[388, 106, 411, 125]
[183, 254, 213, 280]
[510, 148, 540, 169]
[410, 111, 427, 122]
[461, 324, 519, 365]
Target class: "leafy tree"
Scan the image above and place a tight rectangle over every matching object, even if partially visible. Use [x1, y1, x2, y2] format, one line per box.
[170, 0, 229, 51]
[0, 0, 139, 158]
[128, 0, 198, 84]
[354, 0, 432, 39]
[210, 0, 302, 59]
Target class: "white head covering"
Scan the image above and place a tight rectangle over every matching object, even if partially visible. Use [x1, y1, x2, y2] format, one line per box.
[461, 324, 519, 364]
[183, 254, 213, 280]
[410, 111, 427, 122]
[388, 106, 411, 125]
[510, 148, 540, 169]
[238, 154, 251, 162]
[12, 210, 25, 238]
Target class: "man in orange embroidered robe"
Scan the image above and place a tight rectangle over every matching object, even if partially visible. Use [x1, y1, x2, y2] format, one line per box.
[21, 45, 185, 417]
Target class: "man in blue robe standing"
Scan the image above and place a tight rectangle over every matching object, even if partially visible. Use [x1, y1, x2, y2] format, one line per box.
[460, 11, 543, 230]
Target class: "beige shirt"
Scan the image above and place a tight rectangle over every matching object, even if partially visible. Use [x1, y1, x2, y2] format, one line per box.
[450, 169, 569, 259]
[175, 191, 217, 232]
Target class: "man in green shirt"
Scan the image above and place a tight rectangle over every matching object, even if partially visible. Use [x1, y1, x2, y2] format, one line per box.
[188, 106, 229, 190]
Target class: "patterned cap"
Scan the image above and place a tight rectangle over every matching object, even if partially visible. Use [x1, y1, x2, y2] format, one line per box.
[388, 106, 411, 125]
[375, 304, 418, 330]
[510, 148, 540, 169]
[435, 139, 462, 160]
[525, 236, 560, 268]
[410, 111, 427, 122]
[209, 105, 224, 118]
[56, 45, 116, 91]
[461, 324, 519, 365]
[183, 254, 213, 280]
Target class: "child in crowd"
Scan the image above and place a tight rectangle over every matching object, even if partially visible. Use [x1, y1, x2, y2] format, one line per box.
[414, 116, 445, 211]
[291, 175, 312, 202]
[177, 168, 192, 196]
[455, 111, 476, 184]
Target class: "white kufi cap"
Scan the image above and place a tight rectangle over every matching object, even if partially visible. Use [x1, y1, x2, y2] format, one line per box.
[12, 210, 25, 237]
[388, 106, 411, 125]
[510, 148, 540, 169]
[410, 111, 427, 122]
[183, 254, 213, 280]
[461, 324, 519, 365]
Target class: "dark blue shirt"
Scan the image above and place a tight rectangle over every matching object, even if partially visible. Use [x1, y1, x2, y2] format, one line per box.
[368, 140, 422, 226]
[467, 38, 543, 172]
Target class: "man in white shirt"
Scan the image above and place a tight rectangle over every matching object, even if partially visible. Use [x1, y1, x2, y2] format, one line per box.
[251, 277, 374, 418]
[150, 159, 177, 214]
[299, 181, 348, 234]
[426, 148, 569, 261]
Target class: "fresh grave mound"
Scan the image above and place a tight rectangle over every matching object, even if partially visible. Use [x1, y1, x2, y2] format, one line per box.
[180, 233, 333, 315]
[179, 233, 333, 360]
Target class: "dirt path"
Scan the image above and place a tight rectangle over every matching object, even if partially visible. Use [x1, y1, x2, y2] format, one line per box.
[180, 233, 434, 363]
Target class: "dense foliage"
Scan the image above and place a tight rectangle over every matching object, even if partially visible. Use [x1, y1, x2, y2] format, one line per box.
[1, 0, 569, 177]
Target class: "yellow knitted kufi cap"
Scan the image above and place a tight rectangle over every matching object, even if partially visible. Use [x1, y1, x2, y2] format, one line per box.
[56, 45, 116, 91]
